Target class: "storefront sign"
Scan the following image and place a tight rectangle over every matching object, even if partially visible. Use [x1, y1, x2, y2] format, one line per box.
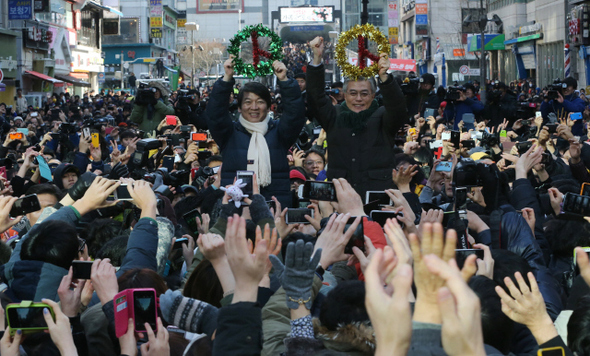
[415, 0, 427, 36]
[177, 19, 186, 27]
[388, 0, 399, 45]
[151, 28, 162, 38]
[150, 17, 162, 27]
[163, 9, 175, 29]
[453, 48, 465, 56]
[23, 24, 52, 50]
[279, 6, 333, 22]
[8, 0, 32, 20]
[72, 50, 104, 72]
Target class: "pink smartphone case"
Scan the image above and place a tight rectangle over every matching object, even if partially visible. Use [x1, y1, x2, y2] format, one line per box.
[113, 288, 159, 338]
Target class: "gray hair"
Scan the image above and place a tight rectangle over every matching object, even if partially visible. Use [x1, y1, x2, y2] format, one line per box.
[343, 77, 377, 94]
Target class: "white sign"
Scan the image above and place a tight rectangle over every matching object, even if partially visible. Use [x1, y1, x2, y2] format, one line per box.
[459, 65, 470, 75]
[452, 73, 465, 82]
[279, 7, 333, 23]
[468, 68, 480, 76]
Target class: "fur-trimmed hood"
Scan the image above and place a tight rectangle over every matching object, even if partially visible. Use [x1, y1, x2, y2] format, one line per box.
[313, 318, 375, 354]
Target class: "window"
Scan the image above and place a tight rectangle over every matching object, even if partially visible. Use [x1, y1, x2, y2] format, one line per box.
[103, 18, 140, 45]
[78, 10, 99, 48]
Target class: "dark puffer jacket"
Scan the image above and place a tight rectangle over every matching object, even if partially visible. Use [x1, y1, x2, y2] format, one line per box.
[204, 77, 306, 208]
[306, 64, 408, 199]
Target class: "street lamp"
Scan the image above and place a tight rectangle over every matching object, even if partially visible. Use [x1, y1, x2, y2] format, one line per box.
[186, 22, 199, 88]
[329, 31, 339, 82]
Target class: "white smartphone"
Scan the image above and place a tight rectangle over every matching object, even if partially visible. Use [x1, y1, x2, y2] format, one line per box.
[236, 170, 254, 196]
[83, 127, 91, 138]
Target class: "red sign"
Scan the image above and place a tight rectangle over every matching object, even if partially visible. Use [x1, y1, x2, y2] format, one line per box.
[415, 4, 427, 14]
[0, 68, 4, 83]
[388, 59, 416, 72]
[127, 51, 136, 59]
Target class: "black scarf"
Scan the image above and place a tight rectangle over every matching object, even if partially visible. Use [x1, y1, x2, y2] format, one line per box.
[338, 100, 379, 133]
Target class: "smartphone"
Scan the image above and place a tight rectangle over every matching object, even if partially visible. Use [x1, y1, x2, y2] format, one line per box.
[546, 123, 558, 134]
[537, 346, 565, 356]
[166, 115, 177, 126]
[199, 150, 212, 160]
[179, 125, 192, 132]
[91, 133, 100, 148]
[436, 161, 453, 172]
[365, 191, 392, 205]
[424, 108, 435, 118]
[581, 183, 590, 197]
[6, 302, 54, 335]
[266, 200, 276, 211]
[183, 208, 202, 234]
[499, 130, 507, 138]
[236, 170, 254, 196]
[0, 166, 6, 181]
[450, 131, 460, 148]
[571, 112, 583, 121]
[133, 289, 158, 332]
[370, 210, 401, 227]
[31, 112, 38, 117]
[9, 132, 23, 140]
[35, 155, 53, 182]
[285, 208, 313, 224]
[441, 131, 451, 141]
[173, 237, 189, 250]
[521, 119, 531, 126]
[313, 127, 322, 136]
[191, 132, 207, 142]
[563, 192, 590, 216]
[454, 187, 468, 211]
[83, 127, 91, 138]
[72, 261, 94, 279]
[302, 181, 337, 201]
[455, 249, 485, 260]
[462, 113, 475, 124]
[574, 247, 590, 265]
[10, 194, 41, 217]
[461, 140, 475, 149]
[535, 111, 542, 119]
[114, 184, 133, 201]
[442, 210, 456, 227]
[17, 128, 29, 136]
[516, 141, 533, 155]
[541, 152, 551, 165]
[162, 156, 174, 171]
[344, 217, 364, 254]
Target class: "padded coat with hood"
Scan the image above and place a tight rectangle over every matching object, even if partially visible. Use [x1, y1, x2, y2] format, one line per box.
[204, 77, 306, 208]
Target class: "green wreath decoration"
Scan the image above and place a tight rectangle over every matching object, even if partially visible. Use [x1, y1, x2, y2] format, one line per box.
[228, 24, 283, 79]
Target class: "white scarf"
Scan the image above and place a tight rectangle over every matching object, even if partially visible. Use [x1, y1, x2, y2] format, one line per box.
[238, 114, 272, 187]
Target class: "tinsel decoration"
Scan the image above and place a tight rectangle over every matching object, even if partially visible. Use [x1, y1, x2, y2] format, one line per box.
[227, 24, 283, 79]
[334, 24, 391, 80]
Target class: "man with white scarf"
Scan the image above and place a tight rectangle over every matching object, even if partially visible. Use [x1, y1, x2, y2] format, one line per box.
[204, 56, 306, 208]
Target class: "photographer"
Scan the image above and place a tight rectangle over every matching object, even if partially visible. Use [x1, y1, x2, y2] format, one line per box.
[404, 73, 440, 121]
[541, 77, 586, 135]
[443, 83, 484, 130]
[483, 81, 518, 128]
[175, 89, 208, 131]
[130, 81, 175, 134]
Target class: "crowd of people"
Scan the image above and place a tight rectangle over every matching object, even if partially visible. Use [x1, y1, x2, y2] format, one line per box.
[1, 34, 590, 356]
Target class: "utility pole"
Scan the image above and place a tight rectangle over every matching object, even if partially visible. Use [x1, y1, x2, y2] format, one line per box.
[479, 0, 487, 104]
[361, 0, 369, 25]
[121, 51, 124, 91]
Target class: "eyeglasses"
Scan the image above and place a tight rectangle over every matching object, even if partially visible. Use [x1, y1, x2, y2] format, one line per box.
[346, 91, 371, 98]
[304, 160, 324, 166]
[78, 238, 86, 253]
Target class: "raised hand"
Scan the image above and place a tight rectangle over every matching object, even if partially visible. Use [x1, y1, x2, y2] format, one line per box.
[272, 61, 287, 81]
[310, 36, 325, 65]
[223, 55, 235, 81]
[378, 53, 389, 82]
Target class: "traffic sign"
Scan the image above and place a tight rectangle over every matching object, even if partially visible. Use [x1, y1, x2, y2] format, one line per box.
[459, 65, 469, 75]
[0, 68, 4, 83]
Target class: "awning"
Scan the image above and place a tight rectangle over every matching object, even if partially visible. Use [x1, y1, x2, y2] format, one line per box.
[164, 66, 177, 74]
[55, 74, 91, 87]
[24, 70, 64, 86]
[504, 33, 543, 45]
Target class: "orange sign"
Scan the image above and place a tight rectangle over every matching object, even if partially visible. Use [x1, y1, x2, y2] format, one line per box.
[415, 4, 427, 14]
[453, 49, 465, 57]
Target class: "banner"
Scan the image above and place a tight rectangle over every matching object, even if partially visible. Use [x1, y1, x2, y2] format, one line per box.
[197, 0, 241, 13]
[151, 28, 162, 38]
[150, 17, 162, 27]
[388, 0, 399, 45]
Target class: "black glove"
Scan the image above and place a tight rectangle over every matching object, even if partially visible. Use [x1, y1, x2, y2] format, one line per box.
[68, 171, 97, 200]
[108, 162, 129, 180]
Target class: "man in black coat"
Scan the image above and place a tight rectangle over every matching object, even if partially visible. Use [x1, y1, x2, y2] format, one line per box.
[483, 81, 518, 128]
[306, 36, 408, 198]
[405, 73, 440, 120]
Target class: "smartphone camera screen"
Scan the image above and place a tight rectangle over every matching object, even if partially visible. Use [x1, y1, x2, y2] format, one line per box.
[304, 181, 337, 201]
[72, 261, 93, 280]
[10, 194, 41, 218]
[133, 290, 157, 332]
[116, 185, 133, 200]
[344, 217, 364, 254]
[237, 171, 254, 196]
[286, 208, 312, 224]
[7, 307, 47, 329]
[183, 209, 202, 234]
[454, 187, 468, 211]
[365, 191, 391, 205]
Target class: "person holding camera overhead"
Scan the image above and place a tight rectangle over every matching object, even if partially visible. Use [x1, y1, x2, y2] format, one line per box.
[204, 56, 306, 207]
[443, 83, 484, 131]
[130, 81, 175, 135]
[540, 77, 586, 135]
[306, 36, 408, 198]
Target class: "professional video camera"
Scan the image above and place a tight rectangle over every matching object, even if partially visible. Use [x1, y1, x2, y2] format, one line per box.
[325, 85, 343, 97]
[135, 83, 157, 106]
[82, 117, 109, 130]
[175, 89, 196, 114]
[401, 77, 421, 95]
[445, 86, 464, 102]
[193, 166, 215, 187]
[472, 130, 499, 148]
[58, 122, 78, 136]
[132, 138, 161, 167]
[546, 79, 567, 100]
[516, 99, 538, 120]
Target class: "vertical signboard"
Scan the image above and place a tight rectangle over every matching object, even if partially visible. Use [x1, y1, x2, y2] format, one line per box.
[388, 1, 399, 45]
[415, 0, 428, 36]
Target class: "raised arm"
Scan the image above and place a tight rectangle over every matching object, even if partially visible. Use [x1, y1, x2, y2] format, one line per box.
[203, 56, 236, 150]
[306, 36, 337, 131]
[378, 53, 408, 137]
[273, 61, 306, 147]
